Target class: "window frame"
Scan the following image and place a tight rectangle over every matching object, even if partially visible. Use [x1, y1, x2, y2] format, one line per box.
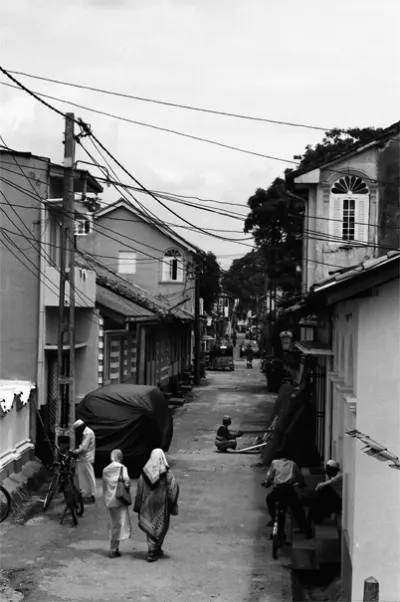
[118, 251, 137, 275]
[329, 175, 370, 246]
[161, 248, 185, 283]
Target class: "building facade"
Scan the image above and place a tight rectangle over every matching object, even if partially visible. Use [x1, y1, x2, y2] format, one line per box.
[293, 122, 400, 292]
[309, 253, 400, 602]
[0, 148, 103, 475]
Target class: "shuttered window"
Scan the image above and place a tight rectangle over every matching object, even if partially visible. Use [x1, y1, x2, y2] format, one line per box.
[329, 175, 369, 245]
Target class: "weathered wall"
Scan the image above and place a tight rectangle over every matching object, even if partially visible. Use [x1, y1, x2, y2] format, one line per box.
[378, 135, 400, 254]
[0, 154, 48, 382]
[303, 148, 379, 288]
[352, 279, 400, 601]
[78, 207, 195, 314]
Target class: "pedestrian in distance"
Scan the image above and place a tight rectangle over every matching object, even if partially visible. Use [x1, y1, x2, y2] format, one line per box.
[72, 419, 97, 503]
[134, 448, 179, 562]
[102, 449, 132, 558]
[245, 344, 254, 368]
[262, 449, 313, 539]
[215, 415, 244, 452]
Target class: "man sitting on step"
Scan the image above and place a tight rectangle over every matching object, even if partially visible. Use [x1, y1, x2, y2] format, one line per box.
[215, 416, 243, 452]
[306, 459, 342, 528]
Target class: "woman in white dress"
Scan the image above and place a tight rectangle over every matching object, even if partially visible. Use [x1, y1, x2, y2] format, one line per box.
[102, 449, 132, 558]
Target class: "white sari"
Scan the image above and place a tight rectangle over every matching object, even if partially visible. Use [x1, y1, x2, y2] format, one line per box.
[102, 459, 132, 544]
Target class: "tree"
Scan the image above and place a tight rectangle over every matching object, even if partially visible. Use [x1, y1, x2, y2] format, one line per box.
[293, 127, 384, 173]
[222, 251, 266, 315]
[244, 178, 303, 296]
[198, 251, 221, 313]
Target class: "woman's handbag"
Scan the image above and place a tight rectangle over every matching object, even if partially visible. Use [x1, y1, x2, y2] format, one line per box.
[116, 467, 132, 506]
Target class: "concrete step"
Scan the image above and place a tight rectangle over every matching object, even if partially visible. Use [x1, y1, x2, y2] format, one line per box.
[169, 397, 185, 407]
[292, 546, 319, 570]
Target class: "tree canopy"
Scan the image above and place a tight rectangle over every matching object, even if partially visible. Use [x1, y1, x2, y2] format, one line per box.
[222, 251, 266, 315]
[198, 251, 221, 313]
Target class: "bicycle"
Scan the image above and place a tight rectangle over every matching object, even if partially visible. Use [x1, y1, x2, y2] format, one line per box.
[58, 452, 84, 526]
[271, 499, 287, 560]
[261, 481, 287, 560]
[43, 448, 84, 525]
[0, 485, 11, 523]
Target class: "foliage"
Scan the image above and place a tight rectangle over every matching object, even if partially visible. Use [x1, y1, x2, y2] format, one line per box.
[293, 127, 384, 173]
[244, 178, 303, 295]
[198, 251, 221, 313]
[222, 251, 266, 315]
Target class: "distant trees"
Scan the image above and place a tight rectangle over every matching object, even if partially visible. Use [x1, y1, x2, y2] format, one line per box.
[222, 251, 266, 315]
[198, 251, 221, 313]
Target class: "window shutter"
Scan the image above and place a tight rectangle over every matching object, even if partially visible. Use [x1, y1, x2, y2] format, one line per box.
[162, 256, 170, 281]
[329, 196, 343, 243]
[354, 196, 369, 244]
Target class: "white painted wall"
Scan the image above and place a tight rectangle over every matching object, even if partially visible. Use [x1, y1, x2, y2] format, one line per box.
[351, 279, 400, 601]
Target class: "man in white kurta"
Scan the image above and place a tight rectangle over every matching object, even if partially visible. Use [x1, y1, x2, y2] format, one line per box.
[73, 419, 97, 503]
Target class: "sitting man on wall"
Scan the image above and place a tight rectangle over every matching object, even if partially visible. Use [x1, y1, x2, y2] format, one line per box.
[262, 449, 313, 539]
[215, 416, 243, 452]
[307, 459, 343, 527]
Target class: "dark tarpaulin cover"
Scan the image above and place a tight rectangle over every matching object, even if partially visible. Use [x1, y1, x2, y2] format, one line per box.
[77, 384, 173, 476]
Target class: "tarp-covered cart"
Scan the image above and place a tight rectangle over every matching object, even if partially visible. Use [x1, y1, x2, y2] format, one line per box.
[77, 384, 173, 476]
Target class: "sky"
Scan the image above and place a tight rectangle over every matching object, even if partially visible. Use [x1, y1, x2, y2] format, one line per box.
[0, 0, 399, 268]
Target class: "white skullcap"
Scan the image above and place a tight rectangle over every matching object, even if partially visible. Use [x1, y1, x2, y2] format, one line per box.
[73, 419, 84, 428]
[326, 459, 340, 469]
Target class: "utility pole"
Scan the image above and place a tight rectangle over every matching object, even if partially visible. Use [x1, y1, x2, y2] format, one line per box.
[55, 113, 76, 459]
[194, 256, 201, 386]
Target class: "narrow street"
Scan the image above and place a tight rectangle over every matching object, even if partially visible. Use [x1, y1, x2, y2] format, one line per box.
[1, 362, 292, 602]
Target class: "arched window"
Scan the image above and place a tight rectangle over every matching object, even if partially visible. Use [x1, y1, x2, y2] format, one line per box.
[330, 175, 370, 244]
[162, 249, 184, 282]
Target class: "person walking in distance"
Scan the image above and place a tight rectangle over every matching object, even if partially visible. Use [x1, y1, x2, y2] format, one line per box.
[245, 344, 254, 368]
[134, 449, 179, 562]
[72, 419, 97, 503]
[102, 449, 132, 558]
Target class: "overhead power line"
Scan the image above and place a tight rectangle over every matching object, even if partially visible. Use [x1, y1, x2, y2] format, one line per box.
[0, 78, 298, 165]
[1, 67, 397, 189]
[7, 68, 329, 132]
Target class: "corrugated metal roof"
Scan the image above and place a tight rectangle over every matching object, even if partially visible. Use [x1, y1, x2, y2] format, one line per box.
[96, 286, 157, 322]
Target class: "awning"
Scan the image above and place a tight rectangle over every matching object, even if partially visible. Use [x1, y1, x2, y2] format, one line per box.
[0, 380, 35, 413]
[96, 286, 158, 323]
[295, 340, 333, 356]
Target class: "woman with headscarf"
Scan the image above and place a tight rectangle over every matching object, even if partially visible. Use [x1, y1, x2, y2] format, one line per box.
[102, 449, 132, 558]
[134, 449, 179, 562]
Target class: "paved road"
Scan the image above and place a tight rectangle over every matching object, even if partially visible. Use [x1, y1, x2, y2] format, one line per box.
[0, 361, 292, 602]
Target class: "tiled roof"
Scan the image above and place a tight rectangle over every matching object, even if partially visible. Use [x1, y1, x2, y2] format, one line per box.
[96, 286, 157, 322]
[76, 252, 193, 321]
[312, 251, 400, 294]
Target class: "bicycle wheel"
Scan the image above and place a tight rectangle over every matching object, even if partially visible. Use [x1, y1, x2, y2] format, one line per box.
[75, 491, 84, 517]
[272, 522, 279, 560]
[0, 486, 11, 523]
[43, 473, 59, 511]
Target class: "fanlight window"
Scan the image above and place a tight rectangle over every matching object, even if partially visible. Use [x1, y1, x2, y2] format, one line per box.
[331, 175, 369, 195]
[329, 175, 370, 244]
[162, 249, 184, 282]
